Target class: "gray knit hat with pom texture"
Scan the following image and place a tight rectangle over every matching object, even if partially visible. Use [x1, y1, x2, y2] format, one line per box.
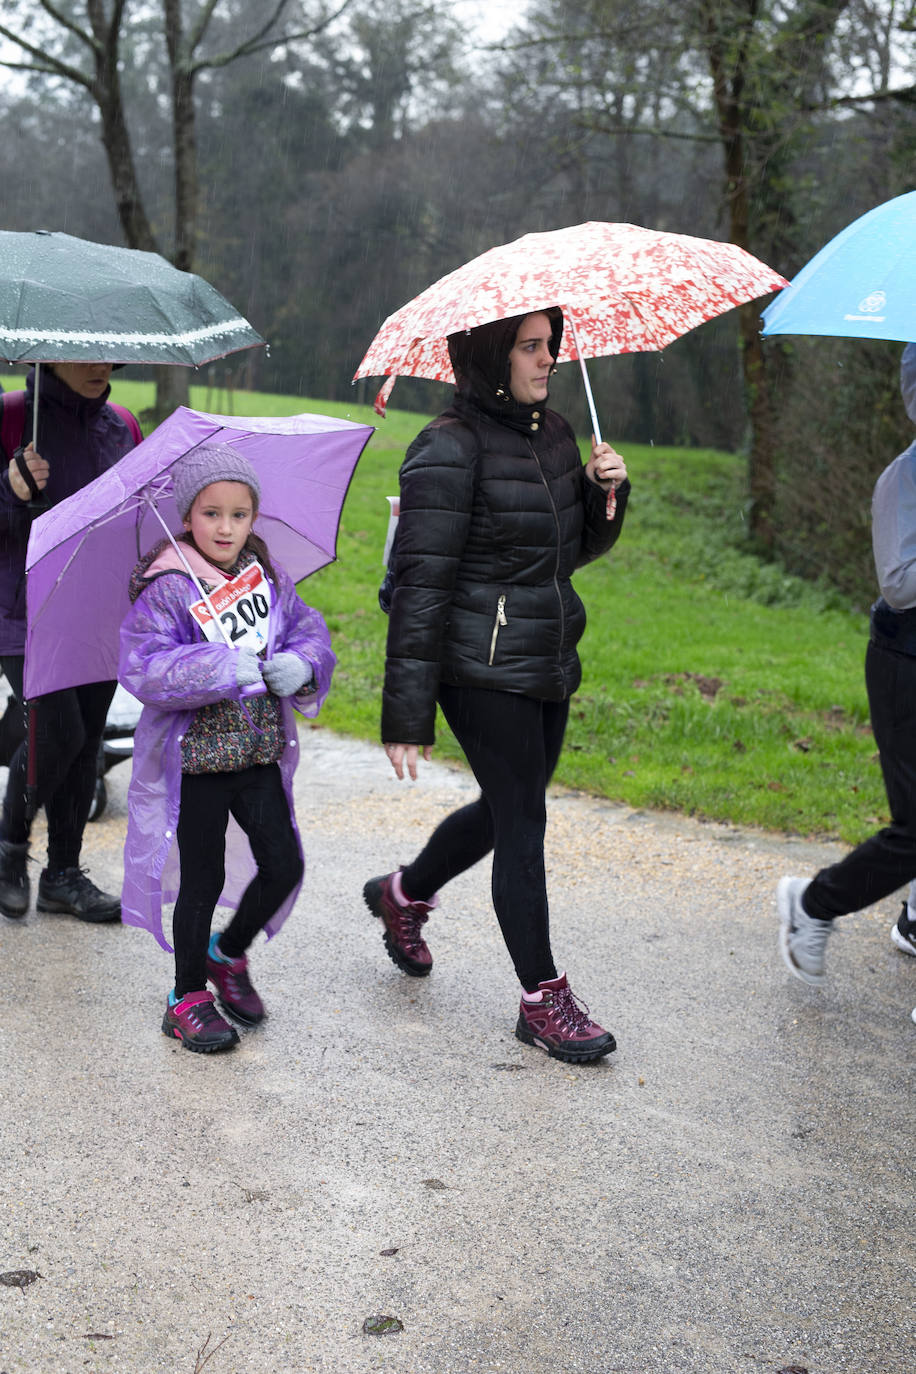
[172, 443, 261, 520]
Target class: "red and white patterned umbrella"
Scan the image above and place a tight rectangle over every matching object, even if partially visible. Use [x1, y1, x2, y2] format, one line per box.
[355, 221, 788, 422]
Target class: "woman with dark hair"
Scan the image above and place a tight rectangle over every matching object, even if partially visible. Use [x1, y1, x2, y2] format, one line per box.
[364, 308, 630, 1062]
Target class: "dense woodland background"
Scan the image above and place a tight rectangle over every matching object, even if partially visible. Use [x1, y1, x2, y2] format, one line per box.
[1, 0, 915, 604]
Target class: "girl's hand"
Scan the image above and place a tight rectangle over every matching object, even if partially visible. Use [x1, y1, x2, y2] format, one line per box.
[8, 443, 49, 502]
[236, 648, 263, 688]
[262, 652, 310, 697]
[586, 437, 627, 489]
[384, 742, 432, 781]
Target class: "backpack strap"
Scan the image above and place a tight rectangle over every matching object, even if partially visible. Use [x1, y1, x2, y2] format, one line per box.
[108, 402, 143, 447]
[0, 388, 141, 471]
[0, 390, 26, 463]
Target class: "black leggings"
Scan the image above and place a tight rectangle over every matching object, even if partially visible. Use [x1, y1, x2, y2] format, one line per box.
[400, 684, 569, 991]
[806, 640, 916, 919]
[172, 763, 303, 997]
[0, 654, 115, 870]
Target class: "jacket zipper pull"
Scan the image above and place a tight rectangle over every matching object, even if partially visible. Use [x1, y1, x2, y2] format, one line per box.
[489, 594, 507, 665]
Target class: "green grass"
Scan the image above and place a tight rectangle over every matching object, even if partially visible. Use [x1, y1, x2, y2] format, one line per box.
[111, 379, 885, 843]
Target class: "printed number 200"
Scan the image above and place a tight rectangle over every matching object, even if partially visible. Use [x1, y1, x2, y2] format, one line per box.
[219, 591, 269, 642]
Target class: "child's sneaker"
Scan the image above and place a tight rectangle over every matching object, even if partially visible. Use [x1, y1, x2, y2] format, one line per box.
[161, 989, 239, 1053]
[515, 973, 616, 1063]
[363, 871, 437, 976]
[777, 876, 833, 985]
[891, 902, 916, 956]
[206, 934, 266, 1026]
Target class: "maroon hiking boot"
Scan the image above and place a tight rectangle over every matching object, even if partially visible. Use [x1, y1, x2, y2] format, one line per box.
[206, 934, 266, 1026]
[161, 989, 239, 1053]
[515, 973, 616, 1063]
[363, 871, 437, 976]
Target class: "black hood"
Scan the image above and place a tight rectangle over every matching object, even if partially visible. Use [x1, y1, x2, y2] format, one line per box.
[447, 308, 563, 431]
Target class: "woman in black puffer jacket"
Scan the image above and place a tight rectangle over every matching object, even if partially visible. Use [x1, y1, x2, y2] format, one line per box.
[364, 308, 630, 1062]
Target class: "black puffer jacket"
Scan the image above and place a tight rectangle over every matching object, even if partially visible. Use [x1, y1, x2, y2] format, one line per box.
[381, 312, 630, 744]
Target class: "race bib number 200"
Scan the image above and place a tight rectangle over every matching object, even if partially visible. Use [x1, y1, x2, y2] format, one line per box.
[188, 562, 271, 653]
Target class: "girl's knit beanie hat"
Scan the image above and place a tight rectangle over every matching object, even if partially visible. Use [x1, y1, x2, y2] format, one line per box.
[173, 443, 261, 519]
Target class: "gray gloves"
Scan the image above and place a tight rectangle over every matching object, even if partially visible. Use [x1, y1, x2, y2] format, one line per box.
[262, 652, 311, 698]
[236, 648, 263, 688]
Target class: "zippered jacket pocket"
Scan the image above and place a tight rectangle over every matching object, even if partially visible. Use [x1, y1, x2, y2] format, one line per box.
[488, 593, 507, 665]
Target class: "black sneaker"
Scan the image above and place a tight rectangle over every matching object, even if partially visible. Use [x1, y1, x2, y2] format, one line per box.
[36, 868, 121, 923]
[0, 839, 30, 918]
[891, 901, 916, 956]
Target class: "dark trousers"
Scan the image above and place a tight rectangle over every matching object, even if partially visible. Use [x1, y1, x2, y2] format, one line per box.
[0, 654, 114, 870]
[401, 684, 570, 991]
[806, 639, 916, 919]
[173, 763, 303, 997]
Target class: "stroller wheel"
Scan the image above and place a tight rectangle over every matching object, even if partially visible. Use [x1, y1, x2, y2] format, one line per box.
[88, 775, 107, 823]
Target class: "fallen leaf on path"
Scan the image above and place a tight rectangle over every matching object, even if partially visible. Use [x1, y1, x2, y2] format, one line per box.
[363, 1315, 404, 1335]
[422, 1178, 447, 1190]
[0, 1270, 41, 1291]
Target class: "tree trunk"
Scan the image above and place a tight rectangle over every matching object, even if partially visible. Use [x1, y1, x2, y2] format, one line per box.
[151, 365, 191, 423]
[701, 0, 777, 550]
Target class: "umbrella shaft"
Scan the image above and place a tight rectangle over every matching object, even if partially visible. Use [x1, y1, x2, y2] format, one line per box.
[566, 314, 602, 444]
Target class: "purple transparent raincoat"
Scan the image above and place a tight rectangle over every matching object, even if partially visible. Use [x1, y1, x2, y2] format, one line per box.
[119, 555, 335, 950]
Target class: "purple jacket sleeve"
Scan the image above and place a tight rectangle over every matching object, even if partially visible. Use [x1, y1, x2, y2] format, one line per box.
[119, 572, 248, 711]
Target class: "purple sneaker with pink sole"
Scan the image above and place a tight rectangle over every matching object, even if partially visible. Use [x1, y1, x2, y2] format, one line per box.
[206, 934, 266, 1026]
[161, 990, 239, 1053]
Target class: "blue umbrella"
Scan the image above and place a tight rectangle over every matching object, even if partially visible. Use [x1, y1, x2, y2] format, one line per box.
[761, 189, 916, 342]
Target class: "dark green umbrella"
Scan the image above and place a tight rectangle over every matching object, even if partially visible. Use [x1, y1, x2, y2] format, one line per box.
[0, 229, 264, 367]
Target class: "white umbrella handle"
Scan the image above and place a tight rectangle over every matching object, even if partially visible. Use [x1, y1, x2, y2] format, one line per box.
[146, 497, 237, 650]
[565, 313, 602, 445]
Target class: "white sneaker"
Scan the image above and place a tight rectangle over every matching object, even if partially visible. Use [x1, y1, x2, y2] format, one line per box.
[777, 876, 833, 986]
[891, 902, 916, 955]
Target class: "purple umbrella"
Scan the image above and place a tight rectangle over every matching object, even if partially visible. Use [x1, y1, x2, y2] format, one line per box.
[24, 405, 374, 698]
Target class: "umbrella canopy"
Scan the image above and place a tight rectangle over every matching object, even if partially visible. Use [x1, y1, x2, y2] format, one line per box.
[0, 230, 264, 366]
[24, 405, 373, 698]
[355, 220, 788, 414]
[761, 190, 916, 342]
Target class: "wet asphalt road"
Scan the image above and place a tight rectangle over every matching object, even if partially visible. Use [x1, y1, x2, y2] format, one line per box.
[1, 727, 914, 1374]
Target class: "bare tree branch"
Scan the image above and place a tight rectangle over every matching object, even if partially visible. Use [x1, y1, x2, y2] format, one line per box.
[189, 0, 356, 74]
[826, 82, 916, 106]
[185, 0, 224, 56]
[0, 22, 92, 88]
[39, 0, 98, 54]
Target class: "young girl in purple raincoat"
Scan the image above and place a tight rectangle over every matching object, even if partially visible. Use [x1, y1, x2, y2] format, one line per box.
[119, 445, 335, 1053]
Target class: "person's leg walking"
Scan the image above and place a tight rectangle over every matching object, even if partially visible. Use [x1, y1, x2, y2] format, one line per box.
[44, 679, 116, 870]
[205, 764, 302, 1026]
[780, 641, 916, 983]
[172, 772, 232, 997]
[435, 685, 566, 991]
[219, 764, 302, 955]
[807, 643, 916, 915]
[162, 771, 240, 1053]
